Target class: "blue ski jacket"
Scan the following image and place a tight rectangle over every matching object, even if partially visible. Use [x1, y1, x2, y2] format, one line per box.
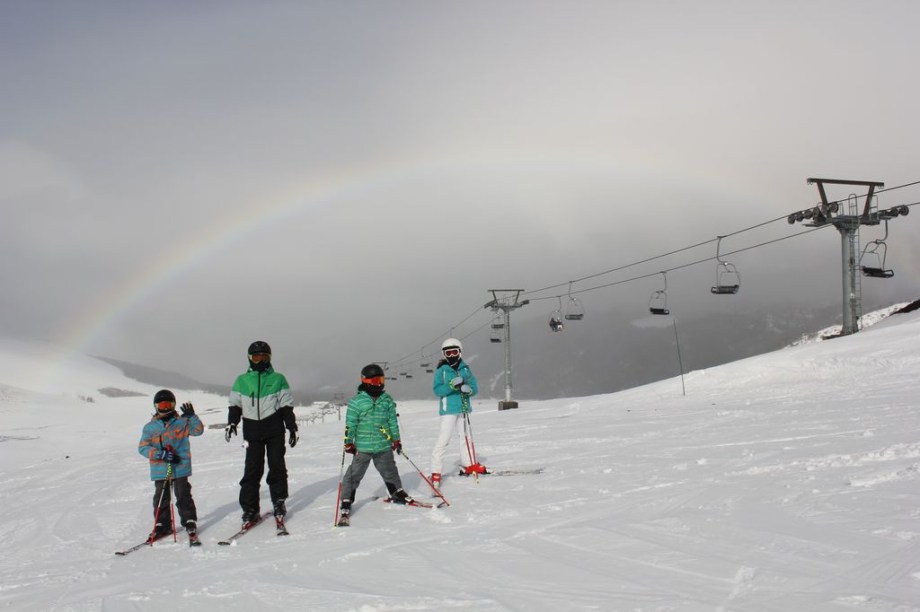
[137, 413, 204, 481]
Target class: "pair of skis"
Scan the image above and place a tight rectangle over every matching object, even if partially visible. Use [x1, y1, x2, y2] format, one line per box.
[218, 512, 288, 545]
[465, 467, 545, 477]
[115, 513, 288, 555]
[336, 495, 447, 527]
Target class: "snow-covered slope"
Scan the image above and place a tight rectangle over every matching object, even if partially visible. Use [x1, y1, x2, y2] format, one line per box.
[2, 311, 919, 611]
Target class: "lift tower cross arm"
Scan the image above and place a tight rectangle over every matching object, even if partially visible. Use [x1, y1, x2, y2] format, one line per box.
[807, 178, 885, 221]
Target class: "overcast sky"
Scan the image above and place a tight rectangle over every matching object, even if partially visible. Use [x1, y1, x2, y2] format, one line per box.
[3, 1, 919, 396]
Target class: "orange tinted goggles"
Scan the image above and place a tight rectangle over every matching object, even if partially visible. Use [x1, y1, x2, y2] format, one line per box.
[361, 376, 385, 386]
[249, 353, 271, 363]
[156, 401, 176, 410]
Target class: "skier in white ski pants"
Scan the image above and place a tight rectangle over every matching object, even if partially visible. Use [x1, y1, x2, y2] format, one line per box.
[429, 338, 484, 483]
[430, 413, 474, 477]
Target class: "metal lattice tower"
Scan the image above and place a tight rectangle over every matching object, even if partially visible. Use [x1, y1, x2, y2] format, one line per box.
[484, 289, 529, 410]
[788, 178, 909, 335]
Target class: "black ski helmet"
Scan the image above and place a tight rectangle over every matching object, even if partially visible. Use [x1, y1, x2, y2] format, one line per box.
[153, 389, 176, 416]
[360, 363, 385, 379]
[248, 341, 271, 356]
[153, 389, 176, 405]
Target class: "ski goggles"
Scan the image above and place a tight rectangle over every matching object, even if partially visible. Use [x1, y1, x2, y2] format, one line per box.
[443, 348, 461, 358]
[156, 400, 176, 410]
[249, 353, 271, 363]
[361, 376, 386, 386]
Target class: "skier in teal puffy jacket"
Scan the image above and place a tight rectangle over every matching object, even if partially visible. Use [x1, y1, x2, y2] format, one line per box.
[337, 363, 414, 524]
[137, 389, 204, 543]
[429, 338, 484, 486]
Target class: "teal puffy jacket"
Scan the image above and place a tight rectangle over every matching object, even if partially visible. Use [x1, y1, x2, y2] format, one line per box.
[433, 360, 478, 415]
[344, 387, 400, 454]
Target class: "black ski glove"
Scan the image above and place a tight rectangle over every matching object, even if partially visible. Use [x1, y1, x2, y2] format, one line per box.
[180, 402, 195, 416]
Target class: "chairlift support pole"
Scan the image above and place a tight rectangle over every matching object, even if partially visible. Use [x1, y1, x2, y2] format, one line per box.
[795, 178, 886, 335]
[484, 289, 529, 410]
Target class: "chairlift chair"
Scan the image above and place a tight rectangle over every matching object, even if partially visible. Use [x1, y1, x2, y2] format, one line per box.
[649, 272, 670, 315]
[711, 262, 741, 294]
[549, 297, 565, 332]
[562, 282, 584, 321]
[860, 241, 894, 278]
[710, 236, 741, 294]
[490, 327, 502, 343]
[649, 290, 670, 315]
[860, 220, 895, 279]
[564, 296, 585, 321]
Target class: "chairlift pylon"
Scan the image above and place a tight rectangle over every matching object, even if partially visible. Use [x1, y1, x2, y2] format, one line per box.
[860, 220, 895, 278]
[710, 236, 741, 295]
[649, 272, 670, 315]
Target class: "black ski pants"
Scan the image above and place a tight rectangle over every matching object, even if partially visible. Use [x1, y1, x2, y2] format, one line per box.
[239, 433, 288, 513]
[152, 476, 197, 529]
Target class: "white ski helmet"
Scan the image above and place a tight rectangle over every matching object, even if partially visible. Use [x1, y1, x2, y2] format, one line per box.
[441, 338, 462, 353]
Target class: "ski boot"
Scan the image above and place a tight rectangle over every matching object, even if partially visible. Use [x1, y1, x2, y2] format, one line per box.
[185, 521, 201, 547]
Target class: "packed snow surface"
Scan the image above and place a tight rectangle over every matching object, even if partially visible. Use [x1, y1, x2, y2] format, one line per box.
[2, 310, 920, 611]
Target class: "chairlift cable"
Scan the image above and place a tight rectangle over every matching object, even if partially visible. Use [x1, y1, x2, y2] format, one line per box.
[383, 190, 918, 369]
[525, 225, 829, 300]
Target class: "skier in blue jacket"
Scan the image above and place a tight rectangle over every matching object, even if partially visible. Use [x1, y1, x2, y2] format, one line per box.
[137, 389, 204, 543]
[429, 338, 484, 486]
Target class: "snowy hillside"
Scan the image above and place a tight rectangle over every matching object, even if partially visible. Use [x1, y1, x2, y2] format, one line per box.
[2, 311, 920, 611]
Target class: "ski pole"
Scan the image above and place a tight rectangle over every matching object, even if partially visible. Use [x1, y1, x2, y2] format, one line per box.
[395, 446, 450, 507]
[382, 424, 450, 507]
[333, 426, 349, 527]
[168, 480, 177, 542]
[462, 412, 485, 482]
[463, 412, 478, 464]
[150, 462, 174, 544]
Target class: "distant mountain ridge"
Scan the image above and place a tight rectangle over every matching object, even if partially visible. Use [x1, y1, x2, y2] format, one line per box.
[93, 299, 919, 403]
[95, 356, 227, 397]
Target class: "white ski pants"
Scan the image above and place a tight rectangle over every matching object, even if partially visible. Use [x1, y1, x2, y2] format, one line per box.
[430, 413, 473, 475]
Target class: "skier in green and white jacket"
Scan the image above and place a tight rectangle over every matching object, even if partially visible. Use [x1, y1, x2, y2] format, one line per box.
[224, 341, 298, 526]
